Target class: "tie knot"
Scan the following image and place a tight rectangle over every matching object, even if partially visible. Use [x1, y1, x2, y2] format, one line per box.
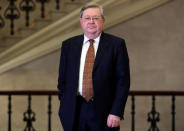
[89, 39, 94, 45]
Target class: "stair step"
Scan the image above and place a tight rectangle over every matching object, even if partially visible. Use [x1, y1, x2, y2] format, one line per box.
[62, 2, 84, 12]
[4, 36, 22, 47]
[0, 35, 22, 53]
[33, 18, 53, 29]
[49, 10, 67, 21]
[19, 27, 37, 38]
[0, 38, 6, 52]
[0, 46, 7, 53]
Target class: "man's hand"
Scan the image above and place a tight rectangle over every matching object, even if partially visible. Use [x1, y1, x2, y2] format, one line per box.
[107, 114, 120, 128]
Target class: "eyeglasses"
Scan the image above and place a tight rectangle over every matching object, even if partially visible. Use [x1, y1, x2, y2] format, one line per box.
[82, 16, 102, 22]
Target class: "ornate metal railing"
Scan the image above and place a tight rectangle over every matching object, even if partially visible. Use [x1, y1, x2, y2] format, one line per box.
[129, 91, 184, 131]
[0, 90, 184, 131]
[0, 6, 5, 28]
[0, 0, 77, 35]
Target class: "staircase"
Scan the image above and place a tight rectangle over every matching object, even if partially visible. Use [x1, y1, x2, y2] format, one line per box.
[0, 0, 171, 74]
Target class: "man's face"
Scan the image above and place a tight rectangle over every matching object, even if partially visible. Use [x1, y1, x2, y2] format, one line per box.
[80, 8, 105, 39]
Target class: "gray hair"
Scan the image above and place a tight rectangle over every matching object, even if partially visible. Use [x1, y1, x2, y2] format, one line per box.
[80, 5, 105, 19]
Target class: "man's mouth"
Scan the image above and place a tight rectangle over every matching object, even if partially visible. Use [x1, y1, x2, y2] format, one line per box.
[88, 26, 96, 29]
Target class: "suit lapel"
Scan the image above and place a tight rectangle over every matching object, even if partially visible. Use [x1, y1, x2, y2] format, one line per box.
[93, 32, 108, 72]
[71, 33, 108, 75]
[71, 35, 83, 78]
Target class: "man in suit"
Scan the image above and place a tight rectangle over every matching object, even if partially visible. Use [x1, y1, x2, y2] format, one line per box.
[57, 5, 130, 131]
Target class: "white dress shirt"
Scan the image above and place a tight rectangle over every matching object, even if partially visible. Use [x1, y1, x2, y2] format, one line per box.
[78, 34, 101, 95]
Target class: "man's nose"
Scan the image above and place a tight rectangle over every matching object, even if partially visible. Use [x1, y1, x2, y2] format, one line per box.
[89, 18, 95, 22]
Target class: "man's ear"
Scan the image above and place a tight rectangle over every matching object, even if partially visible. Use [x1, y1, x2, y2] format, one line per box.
[102, 19, 105, 24]
[80, 18, 83, 25]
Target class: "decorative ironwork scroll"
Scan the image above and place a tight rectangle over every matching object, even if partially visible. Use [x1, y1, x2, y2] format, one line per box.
[131, 95, 135, 131]
[48, 95, 52, 131]
[23, 95, 36, 131]
[0, 6, 5, 28]
[4, 0, 20, 35]
[19, 0, 36, 26]
[147, 95, 160, 131]
[36, 0, 49, 18]
[55, 0, 60, 10]
[171, 95, 175, 131]
[8, 95, 12, 131]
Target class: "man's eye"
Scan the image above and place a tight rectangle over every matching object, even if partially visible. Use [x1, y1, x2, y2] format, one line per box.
[84, 18, 90, 20]
[93, 18, 98, 20]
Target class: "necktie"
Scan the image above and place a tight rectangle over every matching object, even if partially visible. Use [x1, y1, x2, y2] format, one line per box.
[82, 39, 95, 101]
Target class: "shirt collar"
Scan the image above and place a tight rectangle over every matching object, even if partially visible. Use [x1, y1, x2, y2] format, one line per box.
[83, 34, 101, 44]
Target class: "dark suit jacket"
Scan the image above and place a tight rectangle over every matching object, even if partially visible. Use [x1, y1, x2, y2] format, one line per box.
[57, 32, 130, 131]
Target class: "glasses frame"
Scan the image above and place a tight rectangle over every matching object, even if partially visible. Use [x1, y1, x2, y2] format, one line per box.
[82, 16, 103, 22]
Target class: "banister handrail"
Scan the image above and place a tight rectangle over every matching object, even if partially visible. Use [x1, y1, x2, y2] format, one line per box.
[0, 90, 59, 95]
[0, 90, 184, 96]
[129, 90, 184, 96]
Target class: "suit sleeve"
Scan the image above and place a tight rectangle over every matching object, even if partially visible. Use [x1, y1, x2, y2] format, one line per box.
[110, 39, 130, 119]
[57, 42, 67, 101]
